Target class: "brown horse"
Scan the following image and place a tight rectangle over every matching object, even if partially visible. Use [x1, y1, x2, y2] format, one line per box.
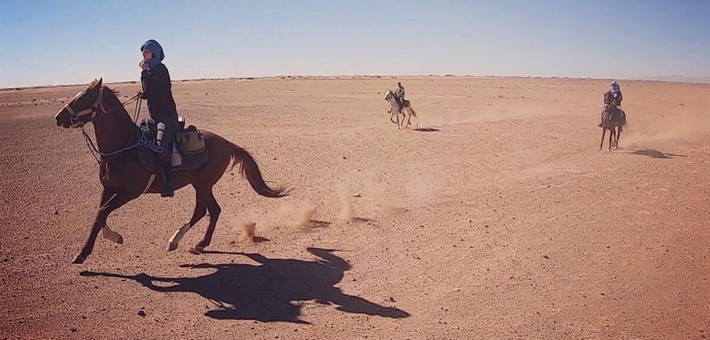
[384, 90, 418, 129]
[599, 104, 627, 150]
[54, 79, 288, 264]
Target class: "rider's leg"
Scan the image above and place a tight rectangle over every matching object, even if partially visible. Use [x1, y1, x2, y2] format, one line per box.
[157, 120, 177, 197]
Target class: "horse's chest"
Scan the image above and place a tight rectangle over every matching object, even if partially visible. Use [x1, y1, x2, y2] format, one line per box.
[99, 161, 131, 189]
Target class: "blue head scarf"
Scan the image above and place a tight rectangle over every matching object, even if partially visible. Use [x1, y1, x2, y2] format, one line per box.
[140, 39, 165, 71]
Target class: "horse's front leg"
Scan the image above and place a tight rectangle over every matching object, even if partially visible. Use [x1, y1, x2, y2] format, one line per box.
[608, 129, 614, 151]
[615, 126, 622, 149]
[72, 190, 138, 264]
[102, 223, 123, 244]
[599, 128, 606, 150]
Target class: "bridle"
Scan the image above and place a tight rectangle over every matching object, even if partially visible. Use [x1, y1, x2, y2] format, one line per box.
[62, 86, 103, 128]
[62, 86, 143, 128]
[60, 85, 144, 162]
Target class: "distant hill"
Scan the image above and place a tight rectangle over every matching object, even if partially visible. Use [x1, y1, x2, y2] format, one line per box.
[637, 75, 710, 84]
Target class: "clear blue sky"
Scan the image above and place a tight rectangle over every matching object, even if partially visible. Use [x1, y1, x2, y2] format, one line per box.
[1, 0, 708, 87]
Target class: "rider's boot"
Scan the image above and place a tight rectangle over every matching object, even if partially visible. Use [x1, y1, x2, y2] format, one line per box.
[161, 161, 174, 197]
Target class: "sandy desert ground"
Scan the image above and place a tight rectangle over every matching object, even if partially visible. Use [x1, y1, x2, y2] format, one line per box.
[1, 76, 708, 339]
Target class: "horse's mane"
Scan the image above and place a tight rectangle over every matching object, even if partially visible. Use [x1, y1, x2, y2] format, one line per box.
[106, 87, 119, 96]
[100, 85, 121, 106]
[86, 79, 120, 96]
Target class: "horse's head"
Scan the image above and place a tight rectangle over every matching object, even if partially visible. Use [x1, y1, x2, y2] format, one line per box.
[55, 78, 104, 128]
[384, 90, 393, 100]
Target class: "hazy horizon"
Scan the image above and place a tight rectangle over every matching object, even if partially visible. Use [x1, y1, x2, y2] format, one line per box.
[2, 0, 709, 88]
[5, 74, 710, 91]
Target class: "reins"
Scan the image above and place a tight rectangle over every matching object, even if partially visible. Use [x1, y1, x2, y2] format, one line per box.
[75, 90, 144, 164]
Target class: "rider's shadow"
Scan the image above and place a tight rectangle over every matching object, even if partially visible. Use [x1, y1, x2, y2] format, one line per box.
[80, 248, 409, 324]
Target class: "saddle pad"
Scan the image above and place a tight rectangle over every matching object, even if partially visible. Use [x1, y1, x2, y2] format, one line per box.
[177, 127, 206, 154]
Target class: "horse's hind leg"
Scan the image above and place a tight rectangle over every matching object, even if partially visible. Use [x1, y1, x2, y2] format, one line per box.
[167, 187, 208, 251]
[194, 188, 221, 253]
[405, 109, 412, 128]
[410, 107, 419, 127]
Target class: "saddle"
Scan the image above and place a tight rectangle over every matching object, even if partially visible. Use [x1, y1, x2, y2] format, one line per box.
[396, 98, 410, 110]
[137, 117, 209, 171]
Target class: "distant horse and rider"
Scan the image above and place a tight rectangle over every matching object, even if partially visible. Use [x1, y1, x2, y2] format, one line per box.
[385, 81, 418, 129]
[599, 80, 627, 150]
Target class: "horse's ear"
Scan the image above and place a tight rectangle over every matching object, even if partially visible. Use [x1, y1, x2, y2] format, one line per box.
[97, 78, 103, 87]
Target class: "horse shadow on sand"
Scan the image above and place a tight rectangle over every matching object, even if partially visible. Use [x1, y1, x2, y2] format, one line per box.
[629, 148, 687, 159]
[80, 248, 409, 324]
[413, 127, 440, 132]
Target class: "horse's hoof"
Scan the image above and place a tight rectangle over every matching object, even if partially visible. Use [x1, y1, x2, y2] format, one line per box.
[102, 228, 124, 244]
[167, 243, 178, 251]
[189, 246, 204, 254]
[71, 255, 86, 264]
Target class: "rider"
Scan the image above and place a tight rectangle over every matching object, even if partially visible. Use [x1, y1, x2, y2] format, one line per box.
[393, 81, 406, 110]
[608, 80, 623, 106]
[599, 80, 623, 127]
[140, 39, 178, 197]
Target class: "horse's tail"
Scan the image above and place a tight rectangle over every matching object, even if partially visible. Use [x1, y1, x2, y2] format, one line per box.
[409, 106, 417, 117]
[226, 141, 289, 198]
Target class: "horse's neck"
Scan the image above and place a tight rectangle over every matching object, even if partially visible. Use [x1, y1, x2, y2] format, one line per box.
[92, 91, 135, 153]
[389, 96, 400, 112]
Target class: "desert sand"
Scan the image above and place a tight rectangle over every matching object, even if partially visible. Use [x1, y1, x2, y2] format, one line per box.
[1, 76, 708, 339]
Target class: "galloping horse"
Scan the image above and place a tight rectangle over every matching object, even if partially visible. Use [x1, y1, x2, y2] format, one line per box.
[54, 79, 288, 264]
[384, 90, 418, 129]
[599, 104, 627, 150]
